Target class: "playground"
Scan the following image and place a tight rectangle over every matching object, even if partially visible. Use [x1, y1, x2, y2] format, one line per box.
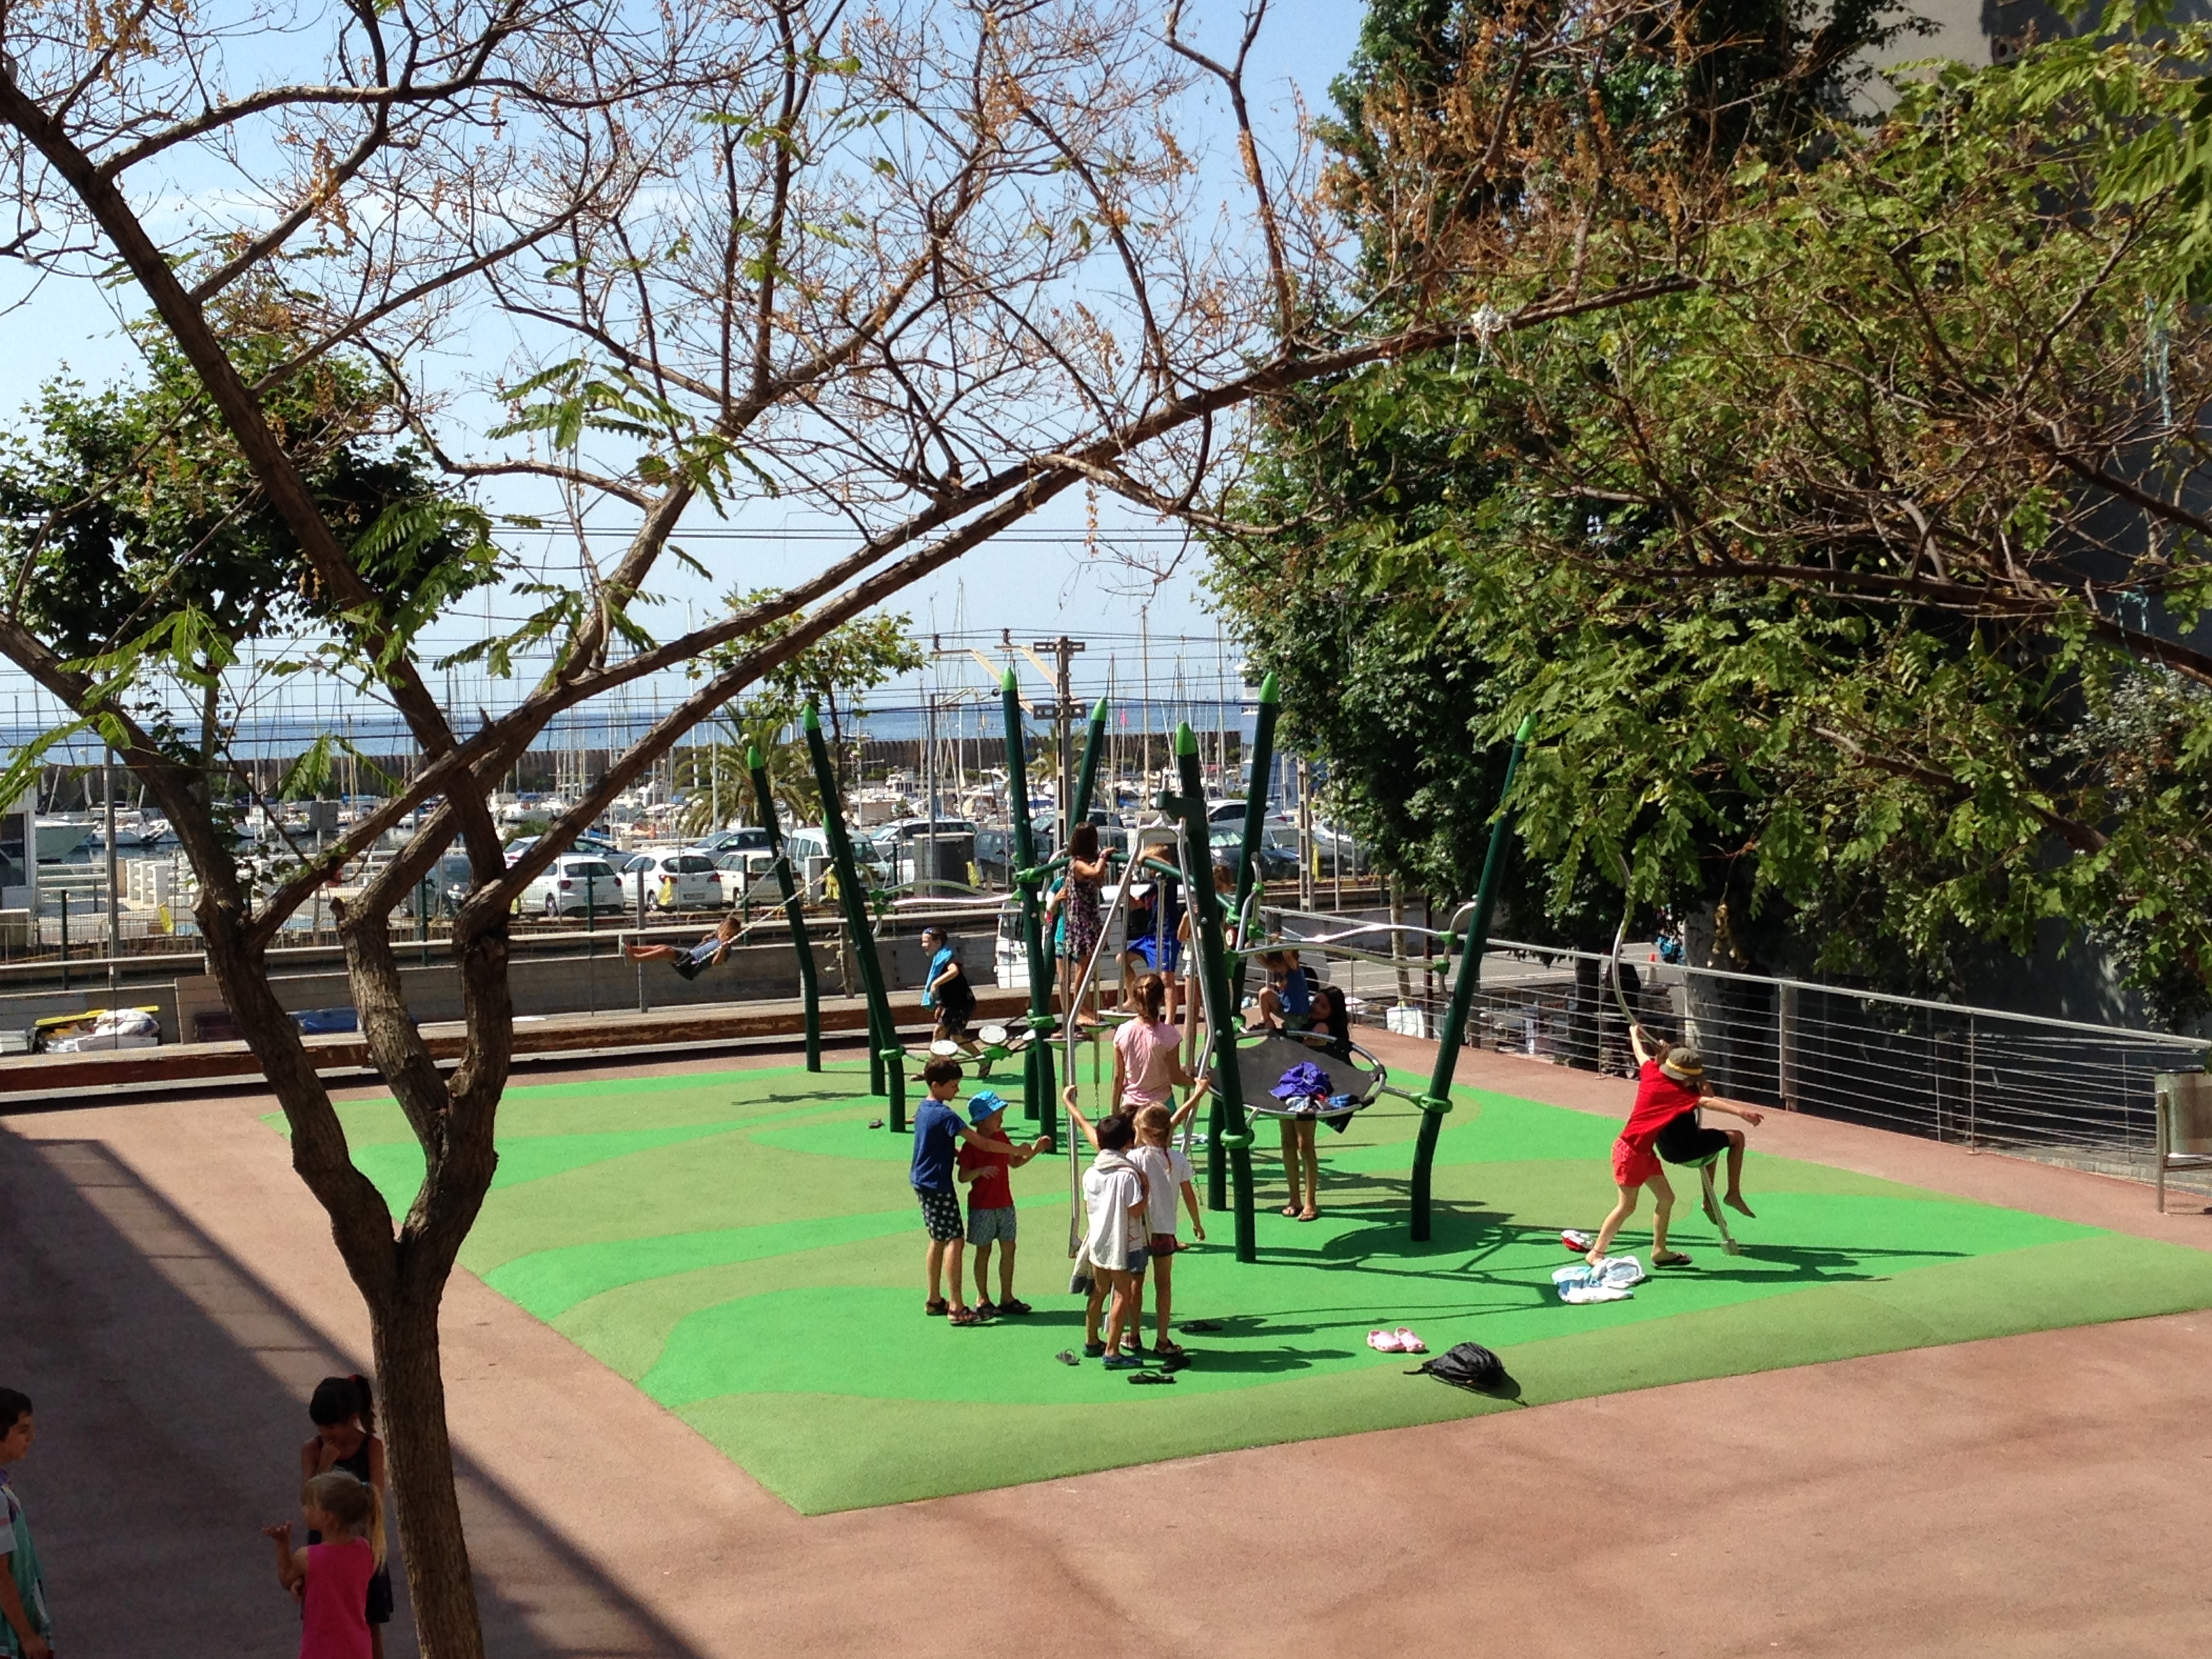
[9, 1033, 2212, 1656]
[268, 1048, 2212, 1515]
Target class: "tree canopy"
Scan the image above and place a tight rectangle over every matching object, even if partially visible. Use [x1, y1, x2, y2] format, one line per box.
[1214, 4, 2212, 1016]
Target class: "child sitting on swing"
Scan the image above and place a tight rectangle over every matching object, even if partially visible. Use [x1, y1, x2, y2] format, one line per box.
[624, 912, 742, 980]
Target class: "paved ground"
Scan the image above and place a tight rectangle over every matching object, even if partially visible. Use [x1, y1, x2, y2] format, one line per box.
[3, 1033, 2209, 1656]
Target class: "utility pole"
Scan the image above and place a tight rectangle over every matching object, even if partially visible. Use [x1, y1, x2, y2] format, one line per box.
[1029, 636, 1087, 850]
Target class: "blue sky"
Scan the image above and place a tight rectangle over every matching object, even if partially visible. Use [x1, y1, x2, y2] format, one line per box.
[0, 3, 1370, 670]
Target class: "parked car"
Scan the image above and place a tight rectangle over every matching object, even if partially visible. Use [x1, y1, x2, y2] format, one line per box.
[701, 826, 773, 859]
[516, 855, 628, 919]
[619, 848, 724, 910]
[503, 831, 621, 865]
[972, 824, 1015, 886]
[1210, 825, 1298, 886]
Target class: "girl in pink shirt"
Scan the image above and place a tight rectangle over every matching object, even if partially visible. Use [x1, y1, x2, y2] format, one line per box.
[264, 1471, 382, 1659]
[1113, 973, 1210, 1114]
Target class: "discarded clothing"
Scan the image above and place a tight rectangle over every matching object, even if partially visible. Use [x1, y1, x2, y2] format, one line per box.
[1552, 1255, 1647, 1305]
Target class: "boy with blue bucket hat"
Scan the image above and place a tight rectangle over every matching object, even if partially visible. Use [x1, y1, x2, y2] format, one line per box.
[956, 1089, 1040, 1317]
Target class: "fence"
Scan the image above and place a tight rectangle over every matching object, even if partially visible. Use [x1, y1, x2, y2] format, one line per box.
[1270, 907, 2211, 1194]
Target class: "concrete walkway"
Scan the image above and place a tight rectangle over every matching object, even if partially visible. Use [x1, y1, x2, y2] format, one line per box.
[2, 1039, 2208, 1656]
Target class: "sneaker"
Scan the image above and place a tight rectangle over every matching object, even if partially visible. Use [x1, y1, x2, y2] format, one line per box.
[975, 1301, 1000, 1319]
[1561, 1229, 1595, 1253]
[1102, 1353, 1145, 1370]
[1082, 1340, 1106, 1358]
[999, 1298, 1033, 1316]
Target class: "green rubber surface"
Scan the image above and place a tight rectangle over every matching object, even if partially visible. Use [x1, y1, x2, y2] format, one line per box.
[266, 1060, 2212, 1513]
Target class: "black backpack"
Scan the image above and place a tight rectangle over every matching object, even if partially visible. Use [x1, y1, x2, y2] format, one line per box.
[1409, 1340, 1508, 1392]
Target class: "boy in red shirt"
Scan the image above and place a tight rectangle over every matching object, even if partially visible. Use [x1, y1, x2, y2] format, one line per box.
[1585, 1024, 1764, 1268]
[956, 1091, 1032, 1317]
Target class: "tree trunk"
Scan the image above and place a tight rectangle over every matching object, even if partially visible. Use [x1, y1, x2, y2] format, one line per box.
[373, 1288, 484, 1659]
[1680, 901, 1731, 1090]
[1389, 875, 1412, 1010]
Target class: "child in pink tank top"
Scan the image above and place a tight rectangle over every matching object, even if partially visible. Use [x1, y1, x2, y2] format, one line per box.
[265, 1470, 382, 1659]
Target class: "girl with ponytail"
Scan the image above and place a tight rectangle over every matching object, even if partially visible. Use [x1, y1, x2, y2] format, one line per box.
[299, 1376, 391, 1654]
[264, 1469, 383, 1658]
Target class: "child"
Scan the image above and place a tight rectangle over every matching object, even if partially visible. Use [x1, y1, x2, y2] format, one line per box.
[300, 1375, 392, 1657]
[1585, 1026, 1764, 1268]
[914, 1057, 1044, 1324]
[1111, 972, 1210, 1116]
[1057, 823, 1109, 1029]
[1128, 1102, 1204, 1356]
[1176, 862, 1236, 1056]
[1062, 1088, 1151, 1369]
[919, 925, 980, 1054]
[0, 1389, 51, 1659]
[956, 1091, 1032, 1317]
[264, 1470, 383, 1659]
[1305, 981, 1353, 1061]
[1121, 844, 1182, 1019]
[623, 912, 741, 980]
[1252, 949, 1312, 1033]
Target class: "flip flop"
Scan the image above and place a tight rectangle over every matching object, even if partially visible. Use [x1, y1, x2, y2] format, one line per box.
[1280, 1205, 1301, 1217]
[1180, 1319, 1224, 1333]
[1366, 1329, 1405, 1353]
[1394, 1328, 1427, 1354]
[1055, 1349, 1080, 1366]
[1128, 1370, 1177, 1385]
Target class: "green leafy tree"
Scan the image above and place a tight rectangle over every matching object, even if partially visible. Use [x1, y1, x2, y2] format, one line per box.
[1221, 5, 2212, 1020]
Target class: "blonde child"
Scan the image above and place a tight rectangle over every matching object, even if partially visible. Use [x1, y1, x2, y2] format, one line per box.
[264, 1469, 384, 1659]
[1128, 1103, 1204, 1355]
[299, 1374, 391, 1656]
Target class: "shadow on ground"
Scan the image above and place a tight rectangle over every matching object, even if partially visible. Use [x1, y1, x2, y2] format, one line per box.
[0, 1128, 708, 1658]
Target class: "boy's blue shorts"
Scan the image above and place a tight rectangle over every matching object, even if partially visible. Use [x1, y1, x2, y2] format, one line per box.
[1129, 934, 1182, 974]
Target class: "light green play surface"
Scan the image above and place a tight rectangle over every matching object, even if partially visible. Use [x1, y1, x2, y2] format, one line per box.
[270, 1058, 2212, 1513]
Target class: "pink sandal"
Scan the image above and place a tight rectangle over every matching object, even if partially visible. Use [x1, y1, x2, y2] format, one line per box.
[1366, 1330, 1405, 1353]
[1394, 1328, 1427, 1354]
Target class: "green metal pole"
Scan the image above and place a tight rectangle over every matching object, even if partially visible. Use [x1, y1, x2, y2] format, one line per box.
[1175, 722, 1257, 1263]
[1072, 695, 1109, 818]
[804, 704, 903, 1128]
[1410, 713, 1536, 1242]
[1002, 670, 1058, 1143]
[1230, 672, 1279, 979]
[750, 745, 820, 1073]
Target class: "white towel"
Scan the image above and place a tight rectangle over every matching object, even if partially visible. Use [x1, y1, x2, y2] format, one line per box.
[1553, 1255, 1647, 1304]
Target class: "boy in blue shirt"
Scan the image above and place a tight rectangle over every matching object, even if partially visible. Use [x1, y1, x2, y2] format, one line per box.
[919, 925, 979, 1054]
[914, 1057, 1046, 1325]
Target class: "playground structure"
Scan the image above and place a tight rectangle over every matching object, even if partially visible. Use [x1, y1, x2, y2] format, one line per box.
[723, 672, 1552, 1263]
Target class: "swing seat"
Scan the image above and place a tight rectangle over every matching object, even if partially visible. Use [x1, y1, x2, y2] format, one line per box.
[1234, 1031, 1387, 1120]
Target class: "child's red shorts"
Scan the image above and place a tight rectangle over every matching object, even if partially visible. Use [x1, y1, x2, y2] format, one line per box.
[1612, 1135, 1662, 1189]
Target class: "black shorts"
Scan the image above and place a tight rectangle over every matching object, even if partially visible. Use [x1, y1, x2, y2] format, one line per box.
[934, 991, 975, 1040]
[916, 1186, 964, 1242]
[1656, 1113, 1732, 1167]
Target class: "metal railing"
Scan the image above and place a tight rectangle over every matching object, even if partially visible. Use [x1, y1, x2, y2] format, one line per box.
[1268, 906, 2211, 1193]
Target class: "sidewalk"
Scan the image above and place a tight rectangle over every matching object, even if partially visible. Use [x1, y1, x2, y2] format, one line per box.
[2, 1032, 2207, 1657]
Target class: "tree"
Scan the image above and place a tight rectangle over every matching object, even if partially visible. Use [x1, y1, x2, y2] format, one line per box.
[1217, 4, 2212, 1020]
[0, 326, 490, 806]
[0, 6, 1709, 1650]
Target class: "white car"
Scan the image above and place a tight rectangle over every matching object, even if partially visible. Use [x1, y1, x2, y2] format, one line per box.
[516, 855, 628, 919]
[620, 848, 724, 911]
